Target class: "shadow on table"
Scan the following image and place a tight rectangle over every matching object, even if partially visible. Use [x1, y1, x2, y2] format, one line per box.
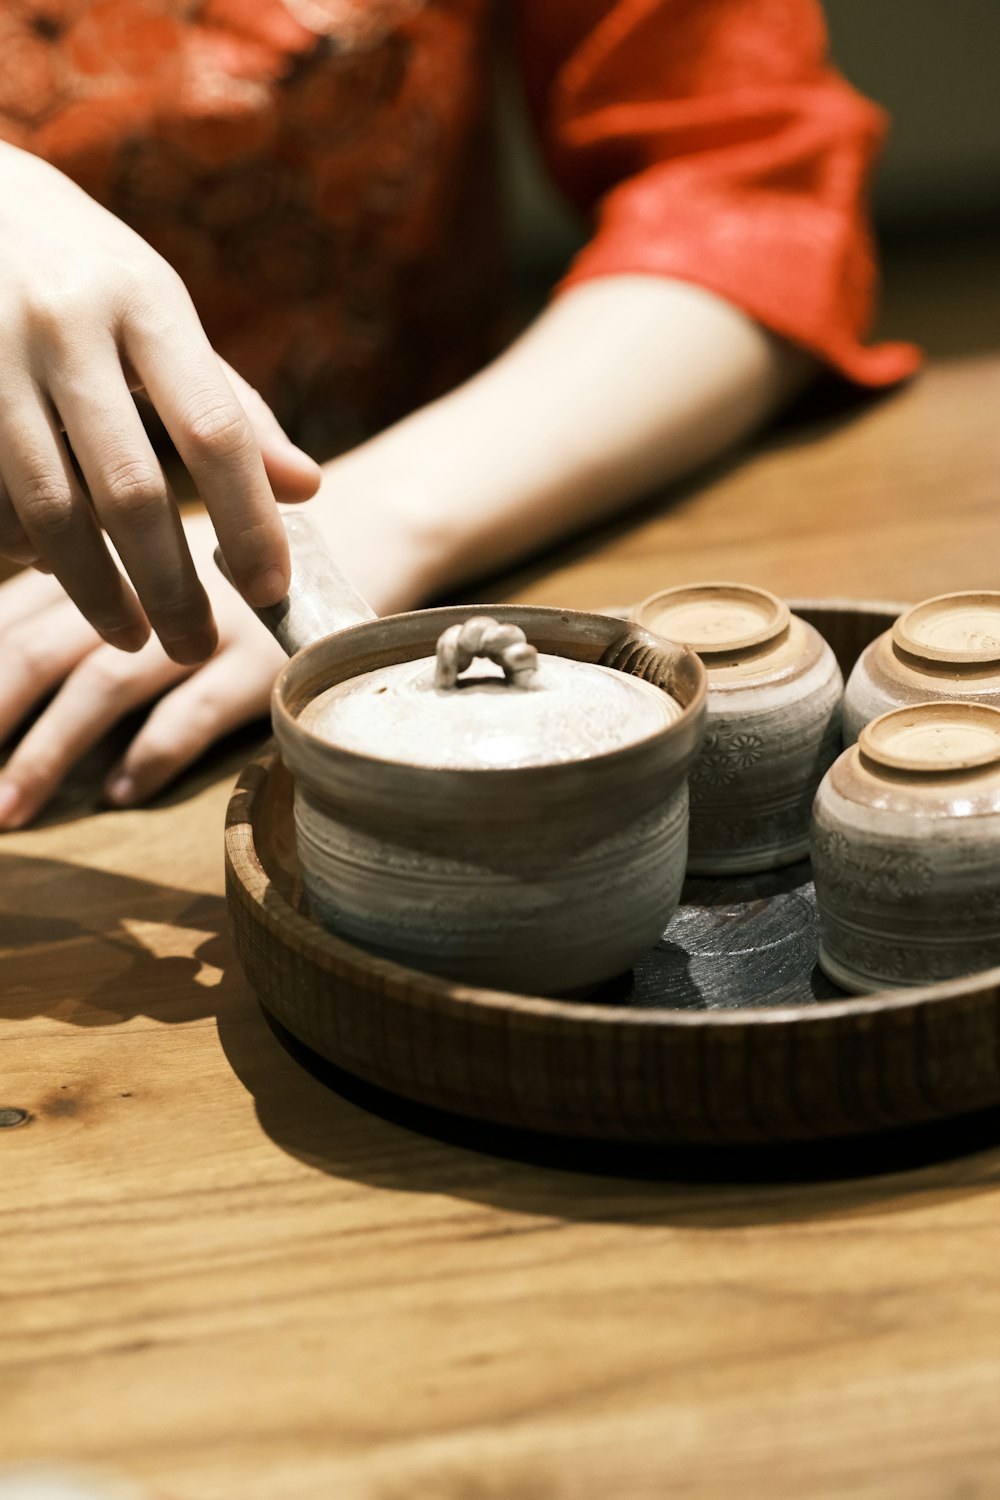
[215, 1005, 1000, 1225]
[0, 850, 232, 1028]
[215, 997, 1000, 1230]
[5, 846, 1000, 1228]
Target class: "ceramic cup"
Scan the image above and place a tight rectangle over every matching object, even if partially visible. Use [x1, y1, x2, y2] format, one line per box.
[631, 583, 843, 874]
[812, 701, 1000, 993]
[843, 591, 1000, 743]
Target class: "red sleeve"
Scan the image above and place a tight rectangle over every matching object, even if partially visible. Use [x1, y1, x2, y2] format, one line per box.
[513, 0, 920, 387]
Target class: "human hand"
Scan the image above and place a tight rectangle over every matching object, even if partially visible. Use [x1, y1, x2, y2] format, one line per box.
[0, 143, 321, 664]
[0, 442, 445, 828]
[0, 509, 288, 829]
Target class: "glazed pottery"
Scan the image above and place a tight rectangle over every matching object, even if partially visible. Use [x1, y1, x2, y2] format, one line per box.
[632, 583, 843, 873]
[843, 591, 1000, 742]
[812, 701, 1000, 994]
[226, 601, 1000, 1143]
[232, 515, 707, 995]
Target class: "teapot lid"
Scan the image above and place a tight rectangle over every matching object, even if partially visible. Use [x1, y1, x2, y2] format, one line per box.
[298, 615, 681, 770]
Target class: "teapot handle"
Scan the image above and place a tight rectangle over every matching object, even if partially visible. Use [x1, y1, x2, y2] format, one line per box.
[435, 616, 538, 689]
[214, 511, 377, 657]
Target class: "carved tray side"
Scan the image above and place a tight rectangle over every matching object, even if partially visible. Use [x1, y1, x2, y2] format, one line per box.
[225, 600, 1000, 1145]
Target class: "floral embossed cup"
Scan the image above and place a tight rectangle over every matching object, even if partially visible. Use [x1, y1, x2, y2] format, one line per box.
[631, 583, 843, 873]
[843, 591, 1000, 743]
[812, 701, 1000, 993]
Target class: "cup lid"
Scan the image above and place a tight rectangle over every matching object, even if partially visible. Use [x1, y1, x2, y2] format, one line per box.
[632, 583, 790, 656]
[859, 701, 1000, 775]
[298, 616, 682, 770]
[892, 592, 1000, 667]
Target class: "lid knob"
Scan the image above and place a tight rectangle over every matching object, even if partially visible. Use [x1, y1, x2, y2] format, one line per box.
[435, 616, 539, 690]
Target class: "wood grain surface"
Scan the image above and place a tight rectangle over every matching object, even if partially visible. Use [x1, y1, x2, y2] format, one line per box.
[4, 356, 1000, 1499]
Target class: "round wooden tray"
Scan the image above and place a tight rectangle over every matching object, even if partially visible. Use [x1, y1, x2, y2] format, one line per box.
[225, 600, 1000, 1145]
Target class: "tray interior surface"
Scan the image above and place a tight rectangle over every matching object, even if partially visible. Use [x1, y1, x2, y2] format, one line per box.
[254, 598, 891, 1015]
[262, 778, 841, 1012]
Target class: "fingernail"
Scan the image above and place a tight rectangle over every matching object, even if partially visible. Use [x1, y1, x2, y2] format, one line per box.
[281, 438, 321, 474]
[270, 417, 317, 467]
[106, 774, 136, 806]
[105, 622, 150, 653]
[0, 781, 23, 828]
[247, 567, 288, 608]
[164, 627, 218, 665]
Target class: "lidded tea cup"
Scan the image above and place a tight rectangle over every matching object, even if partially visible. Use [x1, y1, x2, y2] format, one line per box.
[237, 516, 708, 996]
[631, 583, 843, 874]
[812, 701, 1000, 994]
[843, 591, 1000, 743]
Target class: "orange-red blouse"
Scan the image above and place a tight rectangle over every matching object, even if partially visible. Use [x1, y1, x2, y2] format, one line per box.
[0, 0, 919, 452]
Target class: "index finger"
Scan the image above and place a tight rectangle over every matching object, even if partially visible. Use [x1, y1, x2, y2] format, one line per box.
[123, 288, 290, 609]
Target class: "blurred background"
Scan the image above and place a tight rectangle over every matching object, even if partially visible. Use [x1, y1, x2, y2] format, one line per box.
[500, 0, 1000, 360]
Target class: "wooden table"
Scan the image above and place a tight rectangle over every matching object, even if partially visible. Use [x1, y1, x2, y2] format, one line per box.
[3, 355, 1000, 1500]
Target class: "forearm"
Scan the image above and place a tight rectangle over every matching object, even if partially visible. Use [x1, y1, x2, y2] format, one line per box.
[310, 275, 812, 613]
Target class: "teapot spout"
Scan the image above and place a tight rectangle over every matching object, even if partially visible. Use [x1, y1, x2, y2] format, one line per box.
[215, 510, 377, 657]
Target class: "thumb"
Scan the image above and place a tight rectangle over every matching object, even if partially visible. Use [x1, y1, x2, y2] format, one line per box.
[219, 357, 322, 502]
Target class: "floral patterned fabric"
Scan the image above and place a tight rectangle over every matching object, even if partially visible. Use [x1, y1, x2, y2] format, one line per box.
[0, 0, 919, 453]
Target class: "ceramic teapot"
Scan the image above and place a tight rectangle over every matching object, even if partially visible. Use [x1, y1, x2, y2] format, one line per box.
[227, 516, 708, 995]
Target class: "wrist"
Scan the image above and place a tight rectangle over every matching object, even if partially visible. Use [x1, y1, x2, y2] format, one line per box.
[293, 452, 450, 617]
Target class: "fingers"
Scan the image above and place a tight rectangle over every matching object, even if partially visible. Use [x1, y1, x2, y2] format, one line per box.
[218, 359, 321, 503]
[51, 350, 217, 665]
[1, 267, 310, 653]
[0, 483, 53, 574]
[104, 647, 272, 806]
[0, 382, 149, 651]
[0, 555, 62, 634]
[0, 635, 189, 829]
[123, 284, 292, 609]
[0, 598, 100, 745]
[0, 473, 40, 566]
